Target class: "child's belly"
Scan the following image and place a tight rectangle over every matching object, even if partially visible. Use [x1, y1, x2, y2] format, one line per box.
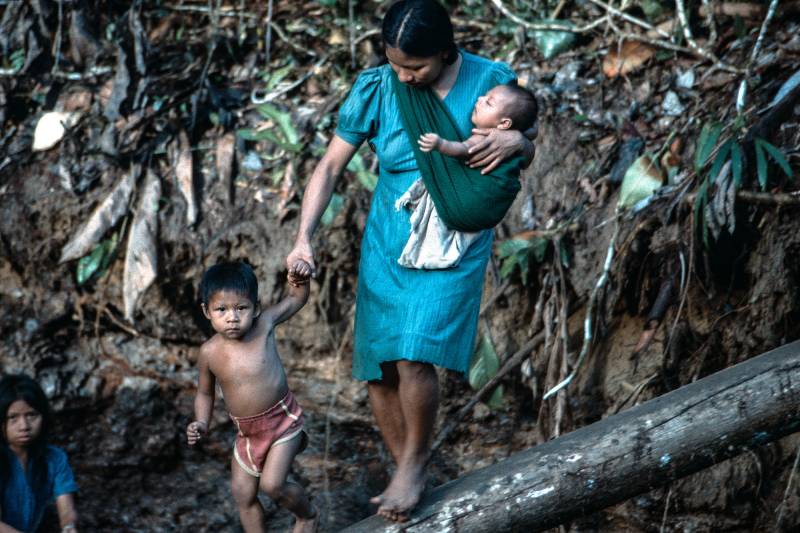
[219, 357, 289, 417]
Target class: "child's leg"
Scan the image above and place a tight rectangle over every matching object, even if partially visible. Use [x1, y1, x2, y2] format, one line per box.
[259, 433, 317, 532]
[231, 457, 267, 533]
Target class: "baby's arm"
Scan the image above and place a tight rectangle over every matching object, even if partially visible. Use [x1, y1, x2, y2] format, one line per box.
[264, 260, 311, 327]
[187, 345, 215, 445]
[418, 133, 471, 159]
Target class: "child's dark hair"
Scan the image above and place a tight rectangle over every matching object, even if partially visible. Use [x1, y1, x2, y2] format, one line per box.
[199, 261, 259, 306]
[501, 84, 538, 132]
[0, 374, 52, 498]
[382, 0, 458, 65]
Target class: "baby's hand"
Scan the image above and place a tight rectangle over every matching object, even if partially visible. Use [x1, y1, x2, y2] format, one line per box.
[418, 133, 441, 152]
[288, 259, 312, 287]
[187, 420, 208, 446]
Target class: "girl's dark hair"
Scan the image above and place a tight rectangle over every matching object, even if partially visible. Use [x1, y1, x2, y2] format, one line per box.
[199, 261, 259, 306]
[0, 374, 52, 500]
[382, 0, 458, 64]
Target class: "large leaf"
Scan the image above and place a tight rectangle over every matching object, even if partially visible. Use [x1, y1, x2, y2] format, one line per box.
[618, 155, 665, 209]
[530, 19, 576, 60]
[59, 167, 137, 263]
[468, 332, 504, 409]
[694, 122, 722, 172]
[758, 138, 793, 179]
[123, 169, 161, 321]
[708, 140, 731, 184]
[76, 235, 118, 285]
[172, 130, 197, 225]
[256, 103, 300, 145]
[730, 143, 743, 186]
[755, 141, 768, 190]
[321, 193, 344, 226]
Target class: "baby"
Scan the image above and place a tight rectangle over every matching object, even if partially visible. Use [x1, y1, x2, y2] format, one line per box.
[187, 261, 317, 533]
[394, 83, 537, 270]
[418, 83, 537, 160]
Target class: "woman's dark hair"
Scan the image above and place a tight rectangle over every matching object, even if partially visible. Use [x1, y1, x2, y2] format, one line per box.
[199, 261, 259, 306]
[0, 374, 52, 500]
[382, 0, 458, 64]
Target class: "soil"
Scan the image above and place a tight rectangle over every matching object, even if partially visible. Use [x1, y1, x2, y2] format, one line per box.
[1, 1, 800, 532]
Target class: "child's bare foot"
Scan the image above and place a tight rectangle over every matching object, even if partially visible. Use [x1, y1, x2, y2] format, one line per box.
[292, 508, 319, 533]
[373, 459, 426, 522]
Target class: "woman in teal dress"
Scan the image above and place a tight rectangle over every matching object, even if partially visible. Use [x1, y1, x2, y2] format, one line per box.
[286, 0, 534, 522]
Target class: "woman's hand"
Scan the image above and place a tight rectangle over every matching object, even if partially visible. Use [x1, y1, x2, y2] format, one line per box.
[467, 129, 529, 174]
[287, 240, 316, 279]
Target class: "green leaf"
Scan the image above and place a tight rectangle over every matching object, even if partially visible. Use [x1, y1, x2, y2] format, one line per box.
[499, 257, 515, 278]
[321, 193, 344, 225]
[531, 238, 549, 263]
[530, 19, 576, 60]
[693, 179, 709, 242]
[76, 236, 118, 285]
[695, 122, 722, 172]
[730, 143, 743, 186]
[262, 63, 294, 88]
[497, 238, 532, 259]
[355, 170, 377, 191]
[486, 384, 504, 410]
[708, 140, 731, 184]
[558, 240, 570, 268]
[758, 138, 793, 179]
[468, 332, 503, 409]
[256, 103, 300, 145]
[755, 141, 768, 190]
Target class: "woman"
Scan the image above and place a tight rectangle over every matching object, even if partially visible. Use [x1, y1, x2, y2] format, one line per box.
[286, 0, 534, 522]
[0, 375, 79, 533]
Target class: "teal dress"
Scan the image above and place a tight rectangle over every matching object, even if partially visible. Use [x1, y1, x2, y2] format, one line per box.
[335, 52, 516, 381]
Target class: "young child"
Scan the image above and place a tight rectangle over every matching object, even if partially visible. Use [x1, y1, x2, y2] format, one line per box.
[394, 83, 537, 270]
[418, 83, 538, 159]
[1, 374, 79, 533]
[187, 261, 317, 533]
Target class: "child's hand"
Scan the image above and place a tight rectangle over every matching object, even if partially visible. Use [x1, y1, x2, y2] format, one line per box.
[187, 420, 208, 445]
[288, 259, 312, 287]
[418, 133, 441, 152]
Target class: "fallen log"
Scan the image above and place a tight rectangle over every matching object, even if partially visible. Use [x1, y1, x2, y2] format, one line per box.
[343, 341, 800, 532]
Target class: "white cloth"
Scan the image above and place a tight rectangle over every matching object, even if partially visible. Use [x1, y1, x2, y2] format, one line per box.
[394, 178, 481, 269]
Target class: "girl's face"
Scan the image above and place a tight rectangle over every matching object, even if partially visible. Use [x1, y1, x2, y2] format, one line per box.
[4, 399, 43, 450]
[385, 46, 447, 88]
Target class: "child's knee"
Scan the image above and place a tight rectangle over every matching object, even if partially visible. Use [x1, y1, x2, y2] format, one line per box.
[231, 477, 259, 506]
[259, 477, 285, 501]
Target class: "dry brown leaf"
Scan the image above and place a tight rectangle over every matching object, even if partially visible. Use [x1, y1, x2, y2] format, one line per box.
[59, 166, 138, 263]
[123, 169, 160, 321]
[278, 160, 296, 222]
[216, 131, 236, 192]
[603, 41, 655, 78]
[172, 130, 197, 226]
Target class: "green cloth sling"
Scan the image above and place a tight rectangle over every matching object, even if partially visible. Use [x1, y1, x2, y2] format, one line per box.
[391, 70, 522, 232]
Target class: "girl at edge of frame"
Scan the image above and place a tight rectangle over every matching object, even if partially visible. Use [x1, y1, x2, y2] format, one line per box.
[0, 375, 79, 533]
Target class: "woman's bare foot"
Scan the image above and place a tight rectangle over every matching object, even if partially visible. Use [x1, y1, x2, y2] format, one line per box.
[292, 508, 319, 533]
[375, 459, 426, 522]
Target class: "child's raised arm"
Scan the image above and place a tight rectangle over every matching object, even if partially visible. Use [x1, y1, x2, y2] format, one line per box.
[264, 260, 311, 327]
[187, 346, 215, 445]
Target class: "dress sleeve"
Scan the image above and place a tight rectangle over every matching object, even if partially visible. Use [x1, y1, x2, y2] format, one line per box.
[49, 447, 78, 497]
[335, 67, 383, 147]
[491, 61, 518, 86]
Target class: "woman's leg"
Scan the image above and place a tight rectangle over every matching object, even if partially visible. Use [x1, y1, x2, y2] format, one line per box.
[367, 362, 406, 464]
[376, 360, 439, 521]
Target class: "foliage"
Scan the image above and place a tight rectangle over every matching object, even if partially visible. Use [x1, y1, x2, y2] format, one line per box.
[76, 234, 119, 286]
[497, 236, 549, 284]
[346, 147, 378, 191]
[468, 332, 503, 409]
[237, 103, 303, 153]
[693, 121, 794, 245]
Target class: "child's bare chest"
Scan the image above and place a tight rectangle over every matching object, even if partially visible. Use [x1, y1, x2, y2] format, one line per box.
[211, 331, 279, 385]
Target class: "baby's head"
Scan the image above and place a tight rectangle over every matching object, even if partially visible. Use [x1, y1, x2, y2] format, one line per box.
[471, 84, 538, 132]
[199, 261, 261, 340]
